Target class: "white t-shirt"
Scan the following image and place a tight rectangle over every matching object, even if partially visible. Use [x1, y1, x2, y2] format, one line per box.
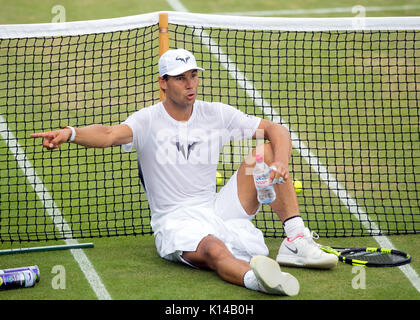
[122, 100, 260, 225]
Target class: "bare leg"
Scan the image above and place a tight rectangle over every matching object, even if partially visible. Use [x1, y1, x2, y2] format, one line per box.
[236, 142, 300, 222]
[235, 142, 337, 270]
[181, 234, 300, 295]
[182, 235, 251, 286]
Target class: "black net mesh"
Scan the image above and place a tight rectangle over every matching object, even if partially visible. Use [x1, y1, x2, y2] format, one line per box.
[0, 18, 418, 242]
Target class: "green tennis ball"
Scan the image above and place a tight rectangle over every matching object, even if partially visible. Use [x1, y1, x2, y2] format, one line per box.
[293, 180, 302, 194]
[216, 171, 223, 185]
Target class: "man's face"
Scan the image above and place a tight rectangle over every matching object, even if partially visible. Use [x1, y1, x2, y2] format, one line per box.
[160, 69, 199, 108]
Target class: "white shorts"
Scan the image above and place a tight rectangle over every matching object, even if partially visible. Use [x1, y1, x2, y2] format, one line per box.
[153, 171, 269, 267]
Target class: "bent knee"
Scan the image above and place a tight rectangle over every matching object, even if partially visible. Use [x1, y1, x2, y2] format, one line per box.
[182, 235, 232, 269]
[246, 142, 275, 166]
[248, 130, 292, 165]
[200, 236, 235, 269]
[201, 236, 231, 259]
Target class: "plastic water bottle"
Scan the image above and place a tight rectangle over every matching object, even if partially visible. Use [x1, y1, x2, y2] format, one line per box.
[253, 154, 276, 204]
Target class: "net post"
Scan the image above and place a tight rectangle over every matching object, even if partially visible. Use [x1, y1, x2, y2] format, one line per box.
[159, 12, 169, 101]
[0, 243, 94, 256]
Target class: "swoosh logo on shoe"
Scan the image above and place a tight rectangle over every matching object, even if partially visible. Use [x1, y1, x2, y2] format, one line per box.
[285, 245, 298, 254]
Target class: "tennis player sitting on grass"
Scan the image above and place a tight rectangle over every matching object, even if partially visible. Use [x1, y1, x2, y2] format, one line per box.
[31, 48, 337, 296]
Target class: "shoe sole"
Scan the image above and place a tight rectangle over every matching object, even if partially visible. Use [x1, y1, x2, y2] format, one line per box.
[276, 254, 338, 269]
[250, 256, 300, 296]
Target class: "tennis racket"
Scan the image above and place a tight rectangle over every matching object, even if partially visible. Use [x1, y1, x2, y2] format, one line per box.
[320, 245, 411, 267]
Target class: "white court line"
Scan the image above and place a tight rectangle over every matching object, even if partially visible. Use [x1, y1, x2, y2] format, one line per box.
[166, 0, 420, 293]
[0, 115, 111, 300]
[218, 5, 420, 16]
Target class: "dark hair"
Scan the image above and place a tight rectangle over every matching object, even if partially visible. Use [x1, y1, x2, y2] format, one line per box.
[162, 74, 169, 81]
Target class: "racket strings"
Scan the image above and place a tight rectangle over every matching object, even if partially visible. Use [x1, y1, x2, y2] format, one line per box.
[343, 250, 408, 264]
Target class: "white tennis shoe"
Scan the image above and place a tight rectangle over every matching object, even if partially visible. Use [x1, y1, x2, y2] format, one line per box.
[250, 255, 300, 296]
[276, 228, 338, 269]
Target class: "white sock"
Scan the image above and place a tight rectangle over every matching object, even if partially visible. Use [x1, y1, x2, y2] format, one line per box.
[283, 216, 305, 240]
[243, 270, 266, 293]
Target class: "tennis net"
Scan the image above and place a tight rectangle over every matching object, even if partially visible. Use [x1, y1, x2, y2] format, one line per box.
[0, 12, 419, 241]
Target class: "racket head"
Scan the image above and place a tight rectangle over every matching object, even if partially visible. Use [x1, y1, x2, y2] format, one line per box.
[321, 246, 411, 267]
